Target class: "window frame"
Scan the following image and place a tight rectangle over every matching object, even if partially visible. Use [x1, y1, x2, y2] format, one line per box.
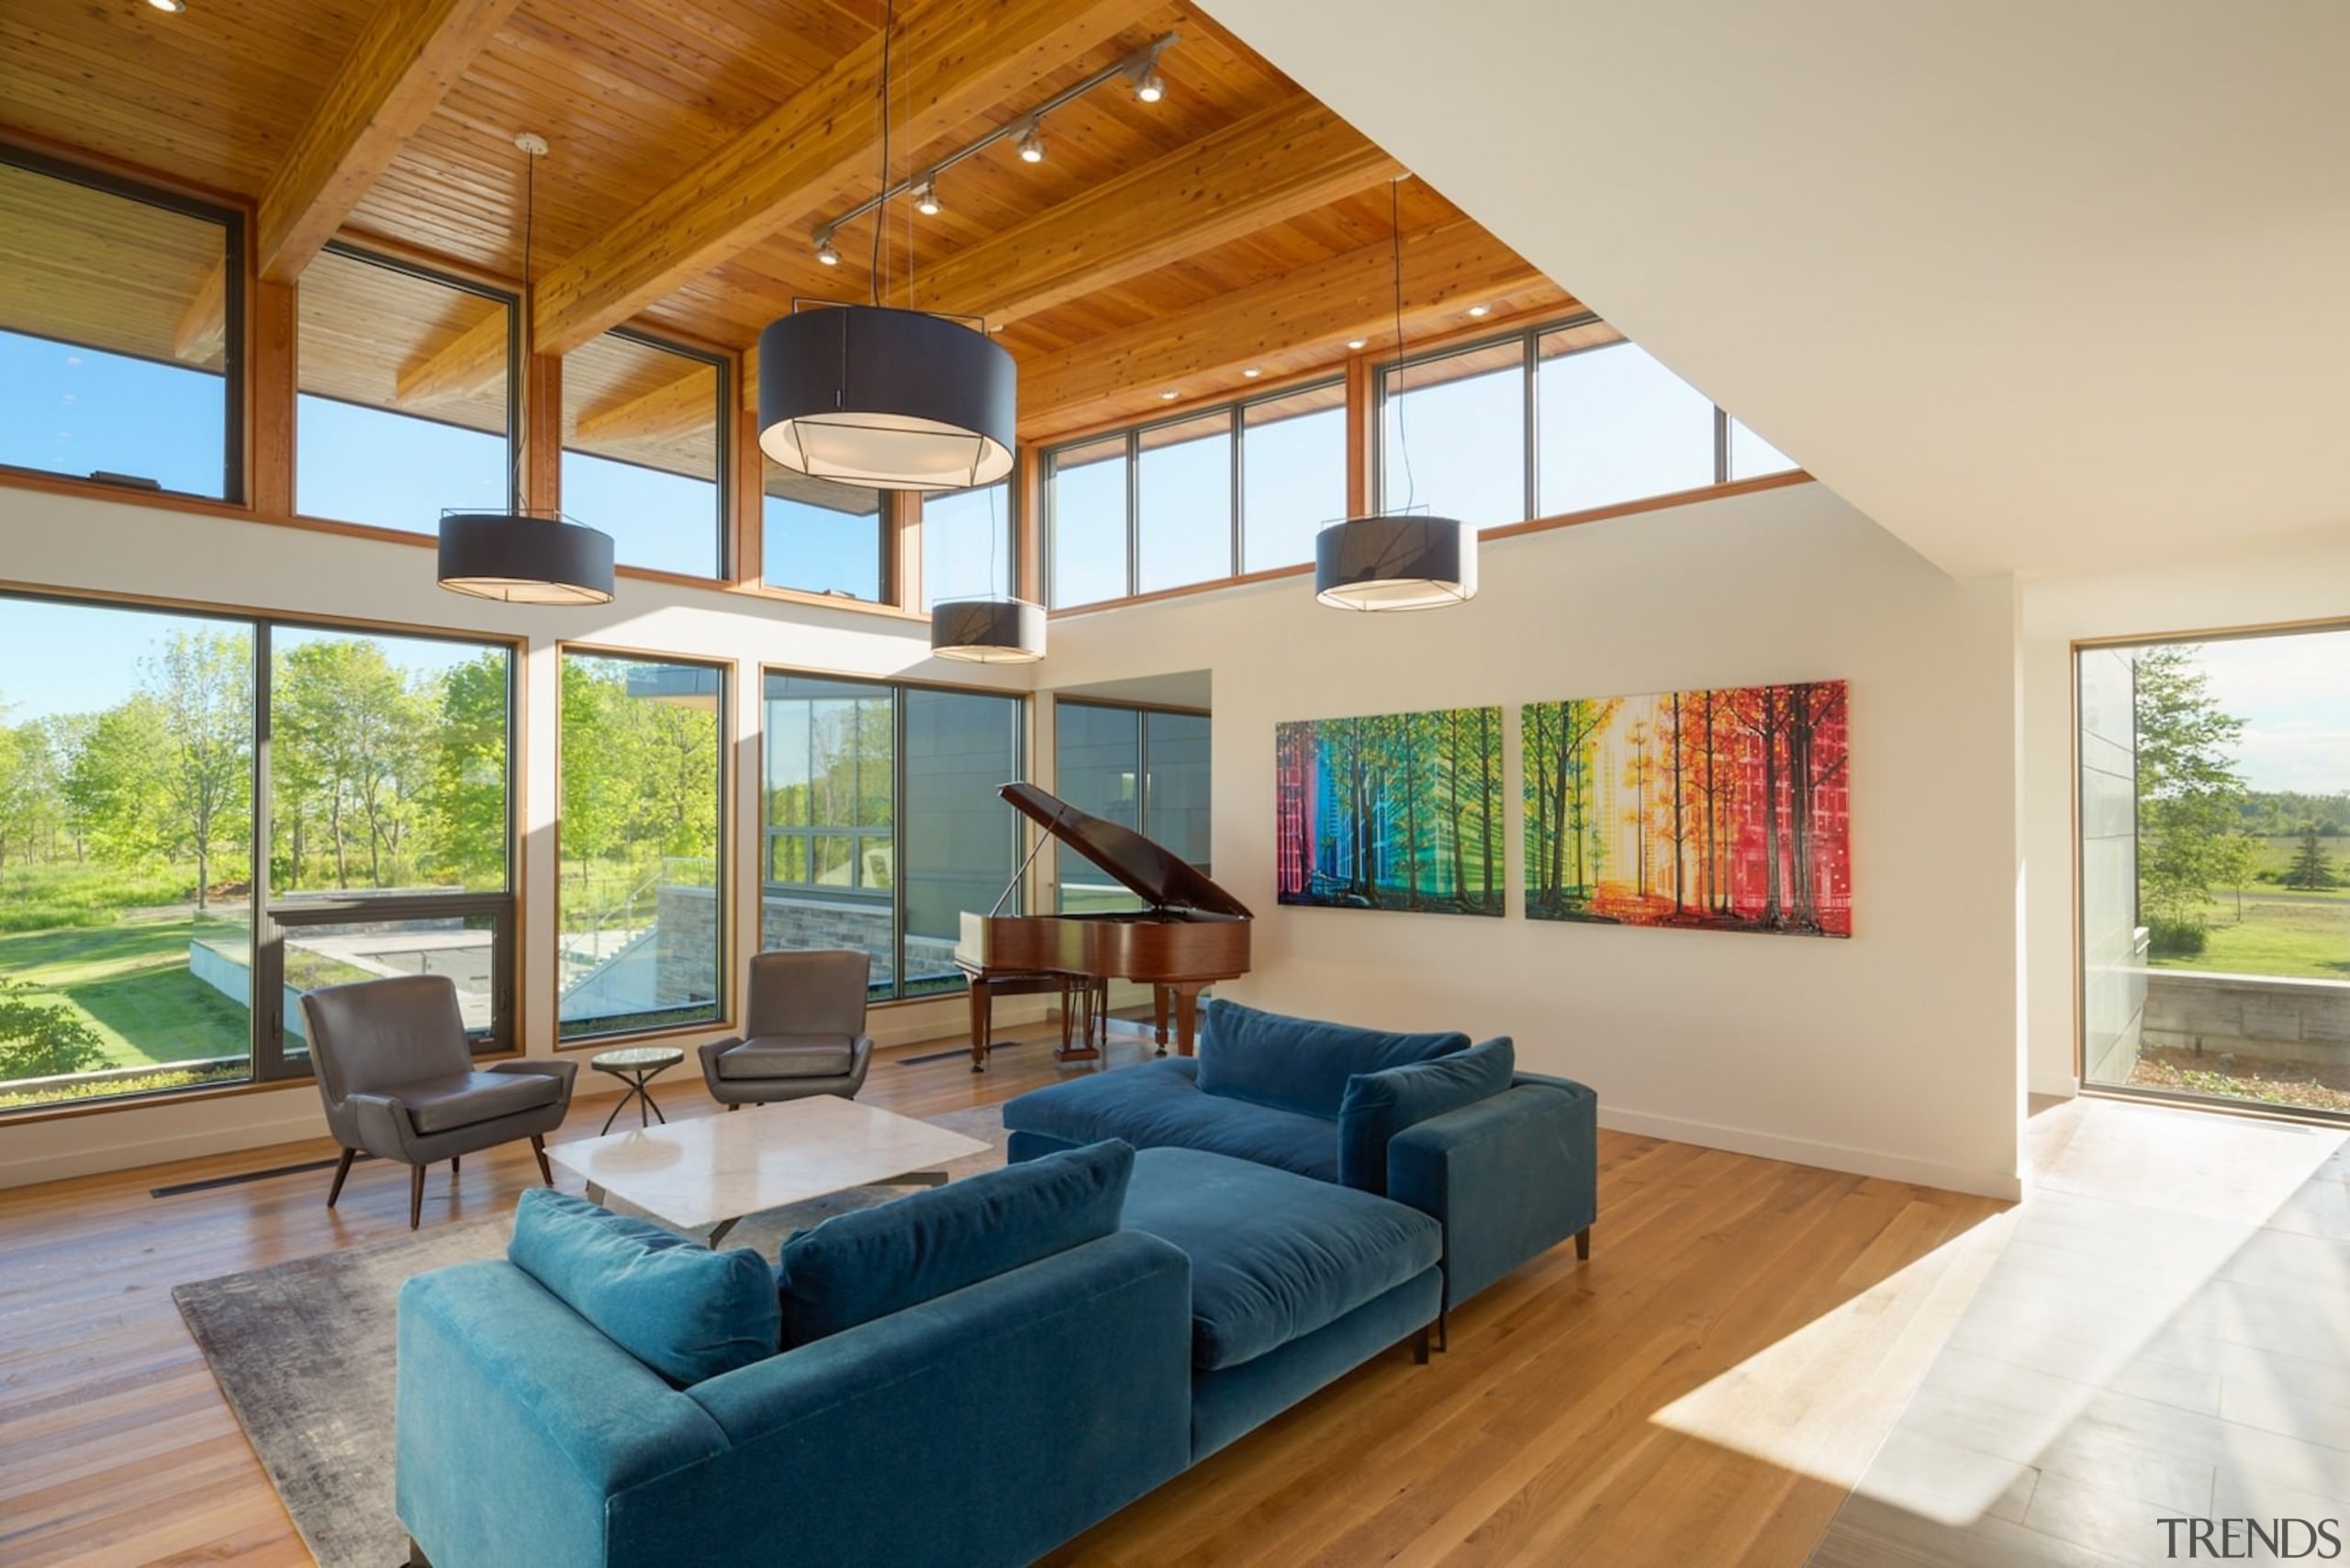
[294, 240, 521, 529]
[1043, 378, 1346, 610]
[552, 644, 734, 1048]
[0, 585, 523, 1119]
[0, 143, 247, 506]
[760, 665, 1029, 1004]
[561, 327, 734, 582]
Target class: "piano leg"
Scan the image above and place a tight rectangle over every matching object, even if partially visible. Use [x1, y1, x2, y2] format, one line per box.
[1152, 985, 1170, 1056]
[1169, 985, 1203, 1058]
[968, 978, 991, 1072]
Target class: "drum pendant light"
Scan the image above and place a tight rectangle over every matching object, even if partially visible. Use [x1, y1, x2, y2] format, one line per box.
[758, 0, 1016, 493]
[438, 133, 616, 605]
[927, 474, 1042, 662]
[1315, 179, 1478, 611]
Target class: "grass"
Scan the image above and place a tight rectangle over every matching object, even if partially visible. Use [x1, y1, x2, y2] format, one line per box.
[0, 860, 198, 932]
[2150, 893, 2350, 980]
[0, 1060, 246, 1111]
[0, 887, 255, 1072]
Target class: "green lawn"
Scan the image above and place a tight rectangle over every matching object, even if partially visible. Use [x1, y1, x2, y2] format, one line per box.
[0, 908, 253, 1070]
[2152, 894, 2350, 980]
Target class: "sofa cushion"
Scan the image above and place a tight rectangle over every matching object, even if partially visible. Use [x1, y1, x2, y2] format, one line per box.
[1337, 1036, 1517, 1194]
[1121, 1147, 1441, 1372]
[401, 1069, 562, 1134]
[507, 1189, 778, 1386]
[1000, 1058, 1340, 1182]
[1193, 999, 1471, 1120]
[775, 1139, 1134, 1347]
[713, 1034, 857, 1081]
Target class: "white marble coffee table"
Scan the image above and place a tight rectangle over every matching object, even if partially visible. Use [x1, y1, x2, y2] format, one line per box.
[549, 1094, 991, 1246]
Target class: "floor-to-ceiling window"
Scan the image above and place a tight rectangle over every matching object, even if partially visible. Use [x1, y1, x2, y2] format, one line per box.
[0, 150, 241, 501]
[296, 245, 512, 532]
[762, 673, 1024, 999]
[556, 652, 726, 1040]
[2077, 624, 2350, 1118]
[0, 592, 516, 1112]
[1053, 700, 1211, 912]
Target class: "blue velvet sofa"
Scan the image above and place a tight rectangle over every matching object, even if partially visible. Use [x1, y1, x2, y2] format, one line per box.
[1002, 999, 1600, 1316]
[395, 1135, 1445, 1568]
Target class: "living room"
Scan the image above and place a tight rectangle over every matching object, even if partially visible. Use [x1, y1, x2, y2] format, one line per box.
[4, 2, 2348, 1565]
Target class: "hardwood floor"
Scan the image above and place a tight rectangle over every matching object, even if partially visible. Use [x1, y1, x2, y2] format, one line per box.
[1, 1028, 2031, 1566]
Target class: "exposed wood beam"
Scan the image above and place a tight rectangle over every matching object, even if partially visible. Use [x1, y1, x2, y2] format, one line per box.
[531, 0, 1156, 358]
[573, 367, 717, 447]
[1018, 218, 1553, 437]
[256, 0, 523, 283]
[173, 258, 227, 364]
[917, 95, 1398, 326]
[394, 309, 509, 405]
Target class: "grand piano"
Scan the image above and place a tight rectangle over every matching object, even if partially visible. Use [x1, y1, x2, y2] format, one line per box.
[957, 780, 1251, 1071]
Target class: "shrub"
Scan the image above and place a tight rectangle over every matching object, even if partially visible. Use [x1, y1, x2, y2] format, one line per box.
[0, 979, 110, 1080]
[2146, 917, 2209, 958]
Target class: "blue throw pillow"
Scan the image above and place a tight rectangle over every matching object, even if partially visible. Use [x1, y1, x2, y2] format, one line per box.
[507, 1188, 780, 1385]
[775, 1139, 1134, 1346]
[1337, 1036, 1517, 1193]
[1195, 998, 1472, 1120]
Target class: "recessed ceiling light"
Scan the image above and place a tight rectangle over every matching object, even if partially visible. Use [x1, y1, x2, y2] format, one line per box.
[1159, 390, 1179, 400]
[1347, 338, 1368, 351]
[1466, 304, 1490, 318]
[1242, 367, 1261, 378]
[145, 0, 185, 12]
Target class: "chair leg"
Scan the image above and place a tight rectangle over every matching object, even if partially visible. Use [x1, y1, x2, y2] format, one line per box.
[1575, 1225, 1592, 1261]
[531, 1134, 553, 1186]
[408, 1163, 425, 1230]
[325, 1148, 356, 1209]
[450, 1154, 460, 1177]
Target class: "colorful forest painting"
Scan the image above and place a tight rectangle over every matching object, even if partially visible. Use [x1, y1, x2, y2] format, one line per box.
[1524, 682, 1851, 936]
[1276, 707, 1505, 916]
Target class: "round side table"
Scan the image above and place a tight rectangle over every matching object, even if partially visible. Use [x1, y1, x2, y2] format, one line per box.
[590, 1046, 686, 1135]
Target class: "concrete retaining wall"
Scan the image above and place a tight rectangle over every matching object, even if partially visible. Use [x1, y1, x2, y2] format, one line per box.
[2143, 969, 2350, 1070]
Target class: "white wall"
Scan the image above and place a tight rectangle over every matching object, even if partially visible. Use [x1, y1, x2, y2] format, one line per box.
[0, 487, 1043, 1187]
[1045, 482, 2025, 1199]
[2019, 529, 2350, 1098]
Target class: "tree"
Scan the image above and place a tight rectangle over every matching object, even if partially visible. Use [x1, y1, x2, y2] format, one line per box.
[276, 638, 426, 889]
[2286, 825, 2337, 890]
[64, 695, 174, 868]
[2133, 646, 2255, 929]
[424, 653, 511, 885]
[0, 979, 108, 1081]
[141, 630, 253, 908]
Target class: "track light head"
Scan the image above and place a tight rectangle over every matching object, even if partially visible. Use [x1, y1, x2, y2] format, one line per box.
[1017, 126, 1046, 163]
[1134, 70, 1165, 104]
[914, 180, 940, 216]
[815, 236, 840, 266]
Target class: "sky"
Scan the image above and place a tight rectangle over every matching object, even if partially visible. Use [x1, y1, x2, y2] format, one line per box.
[2180, 631, 2350, 795]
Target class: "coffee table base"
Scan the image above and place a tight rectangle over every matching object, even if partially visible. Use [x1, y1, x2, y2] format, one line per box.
[584, 1169, 953, 1248]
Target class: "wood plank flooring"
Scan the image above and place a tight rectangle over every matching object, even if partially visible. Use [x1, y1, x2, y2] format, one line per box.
[10, 1030, 2234, 1567]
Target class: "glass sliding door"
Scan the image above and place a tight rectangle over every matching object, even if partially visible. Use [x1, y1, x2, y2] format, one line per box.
[557, 652, 726, 1040]
[1054, 700, 1213, 911]
[2078, 626, 2350, 1116]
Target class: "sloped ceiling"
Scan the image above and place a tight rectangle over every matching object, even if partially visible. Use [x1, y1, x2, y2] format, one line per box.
[1202, 0, 2350, 578]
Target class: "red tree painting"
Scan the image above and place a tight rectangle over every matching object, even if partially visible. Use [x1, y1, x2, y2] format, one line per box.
[1524, 682, 1851, 936]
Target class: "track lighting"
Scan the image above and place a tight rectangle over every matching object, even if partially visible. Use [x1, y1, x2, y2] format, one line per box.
[914, 180, 940, 216]
[1017, 126, 1046, 163]
[816, 237, 839, 266]
[1133, 71, 1165, 104]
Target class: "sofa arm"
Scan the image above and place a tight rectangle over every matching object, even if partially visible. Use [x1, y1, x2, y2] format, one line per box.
[630, 1231, 1194, 1568]
[1386, 1077, 1597, 1311]
[397, 1260, 731, 1568]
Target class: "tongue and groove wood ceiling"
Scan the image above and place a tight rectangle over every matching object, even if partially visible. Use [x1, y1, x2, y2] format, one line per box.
[0, 0, 1573, 447]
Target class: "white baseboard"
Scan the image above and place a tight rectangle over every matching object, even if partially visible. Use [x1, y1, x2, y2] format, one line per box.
[1597, 1103, 2023, 1202]
[2029, 1072, 2080, 1100]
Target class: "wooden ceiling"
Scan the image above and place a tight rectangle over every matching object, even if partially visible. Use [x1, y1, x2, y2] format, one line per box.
[0, 0, 1579, 450]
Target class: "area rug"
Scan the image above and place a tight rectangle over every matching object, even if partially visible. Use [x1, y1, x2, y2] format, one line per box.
[172, 1104, 1011, 1568]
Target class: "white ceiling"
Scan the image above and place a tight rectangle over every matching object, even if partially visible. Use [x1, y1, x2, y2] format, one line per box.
[1203, 0, 2350, 579]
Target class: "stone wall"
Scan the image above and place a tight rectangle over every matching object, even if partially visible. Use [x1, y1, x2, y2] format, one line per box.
[2143, 969, 2350, 1070]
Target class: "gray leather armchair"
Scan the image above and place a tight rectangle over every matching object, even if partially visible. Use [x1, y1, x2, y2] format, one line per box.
[301, 975, 577, 1228]
[697, 949, 876, 1109]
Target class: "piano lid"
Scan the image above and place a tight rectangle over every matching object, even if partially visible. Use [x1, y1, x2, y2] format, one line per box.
[999, 781, 1252, 919]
